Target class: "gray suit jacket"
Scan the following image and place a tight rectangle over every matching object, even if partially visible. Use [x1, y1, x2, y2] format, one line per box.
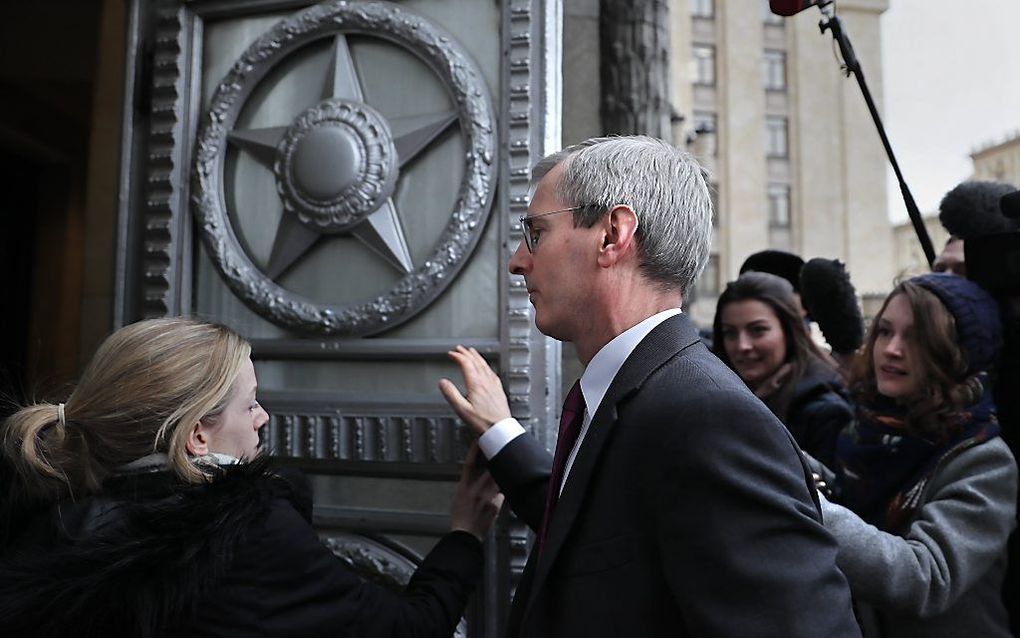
[489, 314, 861, 638]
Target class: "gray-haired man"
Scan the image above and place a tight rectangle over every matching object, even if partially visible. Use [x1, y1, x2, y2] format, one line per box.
[441, 136, 861, 638]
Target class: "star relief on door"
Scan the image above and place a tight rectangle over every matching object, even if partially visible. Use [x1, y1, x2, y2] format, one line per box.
[191, 1, 497, 336]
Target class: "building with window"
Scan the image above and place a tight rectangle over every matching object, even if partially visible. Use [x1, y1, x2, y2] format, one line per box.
[892, 213, 948, 281]
[891, 130, 1020, 284]
[971, 131, 1020, 185]
[672, 0, 895, 324]
[562, 0, 896, 326]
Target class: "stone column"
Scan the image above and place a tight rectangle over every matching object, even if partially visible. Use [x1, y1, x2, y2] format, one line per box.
[600, 0, 672, 140]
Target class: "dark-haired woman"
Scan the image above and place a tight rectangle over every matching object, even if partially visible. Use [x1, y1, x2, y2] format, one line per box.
[713, 271, 853, 466]
[0, 317, 503, 638]
[813, 273, 1016, 637]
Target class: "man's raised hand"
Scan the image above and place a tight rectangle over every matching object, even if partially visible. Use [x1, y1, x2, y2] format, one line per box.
[439, 345, 512, 435]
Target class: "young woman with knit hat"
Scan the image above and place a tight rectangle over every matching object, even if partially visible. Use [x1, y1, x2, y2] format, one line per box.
[810, 273, 1017, 637]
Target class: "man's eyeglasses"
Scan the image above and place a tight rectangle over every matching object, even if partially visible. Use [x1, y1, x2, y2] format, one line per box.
[519, 206, 583, 253]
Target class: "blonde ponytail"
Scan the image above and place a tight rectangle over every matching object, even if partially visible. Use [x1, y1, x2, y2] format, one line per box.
[1, 318, 251, 500]
[2, 403, 75, 499]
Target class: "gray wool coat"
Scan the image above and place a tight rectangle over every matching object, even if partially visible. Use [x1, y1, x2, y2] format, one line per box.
[817, 437, 1017, 638]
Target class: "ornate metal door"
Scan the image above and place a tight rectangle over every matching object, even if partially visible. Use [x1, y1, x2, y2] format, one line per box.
[114, 1, 563, 633]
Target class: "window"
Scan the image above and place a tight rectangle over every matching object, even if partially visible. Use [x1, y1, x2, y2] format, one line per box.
[768, 184, 791, 227]
[765, 116, 788, 158]
[709, 182, 720, 227]
[762, 0, 785, 25]
[762, 50, 786, 91]
[991, 160, 1008, 181]
[692, 44, 715, 86]
[690, 0, 714, 19]
[692, 111, 717, 157]
[700, 254, 721, 296]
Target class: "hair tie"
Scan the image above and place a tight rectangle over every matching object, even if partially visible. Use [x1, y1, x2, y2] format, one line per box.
[57, 403, 66, 429]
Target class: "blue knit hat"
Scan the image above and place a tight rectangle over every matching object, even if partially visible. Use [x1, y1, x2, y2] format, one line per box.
[909, 273, 1002, 375]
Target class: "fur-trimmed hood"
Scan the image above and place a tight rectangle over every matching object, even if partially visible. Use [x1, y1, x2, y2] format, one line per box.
[0, 457, 306, 638]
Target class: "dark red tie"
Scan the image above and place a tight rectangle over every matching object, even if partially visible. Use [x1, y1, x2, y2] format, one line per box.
[538, 380, 586, 553]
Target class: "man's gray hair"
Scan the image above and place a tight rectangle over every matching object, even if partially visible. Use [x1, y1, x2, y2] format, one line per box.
[533, 135, 713, 295]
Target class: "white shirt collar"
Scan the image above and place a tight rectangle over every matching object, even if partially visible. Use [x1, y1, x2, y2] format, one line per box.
[579, 308, 682, 417]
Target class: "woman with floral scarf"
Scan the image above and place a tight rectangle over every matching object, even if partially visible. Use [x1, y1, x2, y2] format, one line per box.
[810, 273, 1016, 637]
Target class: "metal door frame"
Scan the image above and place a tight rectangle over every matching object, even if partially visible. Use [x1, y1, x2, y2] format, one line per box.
[113, 1, 564, 634]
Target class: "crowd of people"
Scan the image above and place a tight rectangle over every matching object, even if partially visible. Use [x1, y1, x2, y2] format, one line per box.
[714, 179, 1020, 638]
[1, 135, 1017, 637]
[715, 260, 1016, 637]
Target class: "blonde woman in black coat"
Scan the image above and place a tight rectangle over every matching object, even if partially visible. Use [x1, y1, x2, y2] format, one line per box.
[0, 317, 502, 638]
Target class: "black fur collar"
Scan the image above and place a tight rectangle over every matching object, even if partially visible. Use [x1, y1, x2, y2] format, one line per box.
[0, 458, 302, 638]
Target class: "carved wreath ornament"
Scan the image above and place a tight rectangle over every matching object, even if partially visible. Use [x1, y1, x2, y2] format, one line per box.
[322, 533, 467, 637]
[191, 0, 497, 335]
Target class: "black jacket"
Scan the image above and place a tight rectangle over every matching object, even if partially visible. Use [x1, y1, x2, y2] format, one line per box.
[0, 459, 481, 638]
[784, 363, 854, 468]
[489, 314, 862, 638]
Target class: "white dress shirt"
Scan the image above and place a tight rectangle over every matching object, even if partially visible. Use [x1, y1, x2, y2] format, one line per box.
[478, 308, 682, 494]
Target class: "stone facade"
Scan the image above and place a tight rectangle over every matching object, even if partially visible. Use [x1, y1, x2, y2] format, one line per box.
[891, 132, 1020, 305]
[971, 132, 1020, 186]
[892, 214, 949, 280]
[562, 0, 896, 328]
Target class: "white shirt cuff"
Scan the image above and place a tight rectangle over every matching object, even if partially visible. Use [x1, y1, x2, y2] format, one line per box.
[478, 417, 526, 459]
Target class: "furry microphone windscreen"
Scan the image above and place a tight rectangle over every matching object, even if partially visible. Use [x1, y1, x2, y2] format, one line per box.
[739, 250, 805, 293]
[938, 180, 1020, 240]
[1000, 189, 1020, 219]
[800, 258, 864, 355]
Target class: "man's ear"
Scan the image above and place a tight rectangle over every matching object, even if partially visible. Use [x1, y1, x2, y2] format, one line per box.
[597, 205, 639, 267]
[185, 421, 210, 457]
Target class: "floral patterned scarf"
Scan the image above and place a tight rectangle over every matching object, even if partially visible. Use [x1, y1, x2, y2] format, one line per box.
[834, 372, 999, 535]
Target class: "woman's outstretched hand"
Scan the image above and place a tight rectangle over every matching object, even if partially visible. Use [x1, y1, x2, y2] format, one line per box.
[450, 443, 504, 541]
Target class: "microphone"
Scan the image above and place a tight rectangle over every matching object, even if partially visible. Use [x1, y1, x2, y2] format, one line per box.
[768, 0, 829, 17]
[938, 180, 1019, 241]
[799, 258, 864, 356]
